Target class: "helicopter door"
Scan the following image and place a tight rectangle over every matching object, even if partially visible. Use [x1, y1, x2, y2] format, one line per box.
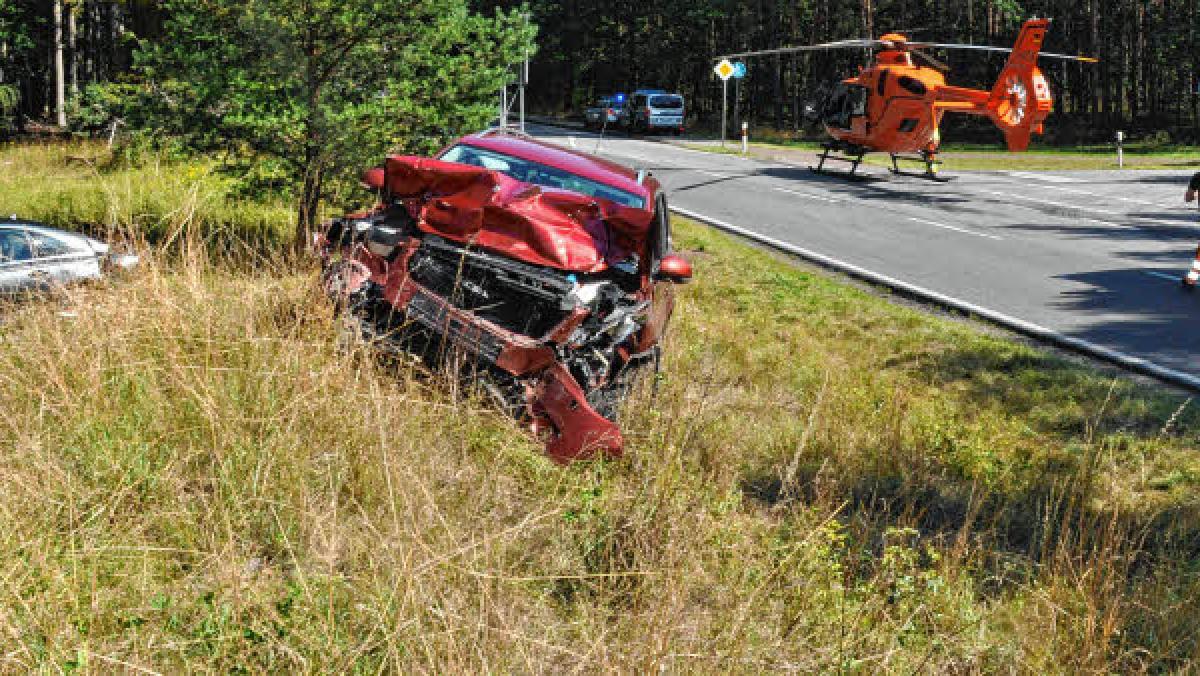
[822, 83, 869, 130]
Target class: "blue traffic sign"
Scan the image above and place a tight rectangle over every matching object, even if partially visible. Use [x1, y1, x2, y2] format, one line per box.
[732, 62, 747, 78]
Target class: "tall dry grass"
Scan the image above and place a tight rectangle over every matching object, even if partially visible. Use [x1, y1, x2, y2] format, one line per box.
[0, 143, 1197, 671]
[1, 141, 293, 246]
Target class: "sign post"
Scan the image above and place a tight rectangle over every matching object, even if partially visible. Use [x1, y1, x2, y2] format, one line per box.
[731, 62, 746, 151]
[714, 59, 734, 147]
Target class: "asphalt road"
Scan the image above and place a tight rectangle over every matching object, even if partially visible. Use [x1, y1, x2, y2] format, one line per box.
[527, 123, 1200, 384]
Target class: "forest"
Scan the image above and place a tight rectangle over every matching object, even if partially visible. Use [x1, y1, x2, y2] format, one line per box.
[499, 0, 1200, 143]
[2, 1, 1198, 144]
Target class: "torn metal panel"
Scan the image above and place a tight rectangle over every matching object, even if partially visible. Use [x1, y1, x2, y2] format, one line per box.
[376, 155, 653, 273]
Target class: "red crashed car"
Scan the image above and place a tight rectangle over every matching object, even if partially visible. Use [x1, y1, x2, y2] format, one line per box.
[315, 129, 692, 462]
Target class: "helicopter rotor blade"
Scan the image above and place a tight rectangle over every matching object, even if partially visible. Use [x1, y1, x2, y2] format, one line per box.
[717, 40, 881, 60]
[910, 49, 950, 72]
[720, 39, 1097, 63]
[906, 42, 1099, 63]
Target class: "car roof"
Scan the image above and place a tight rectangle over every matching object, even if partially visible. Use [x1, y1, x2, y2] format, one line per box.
[2, 218, 90, 241]
[1, 217, 46, 232]
[457, 130, 660, 208]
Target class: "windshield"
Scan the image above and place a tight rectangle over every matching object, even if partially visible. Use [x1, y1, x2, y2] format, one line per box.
[439, 144, 645, 209]
[649, 95, 683, 109]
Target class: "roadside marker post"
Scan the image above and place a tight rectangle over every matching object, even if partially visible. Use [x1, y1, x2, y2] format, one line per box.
[741, 121, 748, 154]
[1116, 130, 1124, 168]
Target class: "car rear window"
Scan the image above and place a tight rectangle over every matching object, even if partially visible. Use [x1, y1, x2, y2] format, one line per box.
[649, 95, 683, 109]
[439, 144, 645, 209]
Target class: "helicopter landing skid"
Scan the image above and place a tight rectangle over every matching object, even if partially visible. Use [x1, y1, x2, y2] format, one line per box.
[888, 153, 953, 182]
[810, 143, 871, 181]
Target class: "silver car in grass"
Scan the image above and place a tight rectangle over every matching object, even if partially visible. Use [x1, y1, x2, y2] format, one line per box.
[0, 217, 139, 294]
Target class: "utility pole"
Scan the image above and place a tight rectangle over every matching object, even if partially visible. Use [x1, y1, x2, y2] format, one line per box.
[519, 62, 526, 133]
[519, 12, 529, 133]
[53, 0, 66, 127]
[500, 82, 507, 128]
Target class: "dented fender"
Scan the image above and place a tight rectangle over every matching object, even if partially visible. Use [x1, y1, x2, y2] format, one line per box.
[533, 363, 624, 463]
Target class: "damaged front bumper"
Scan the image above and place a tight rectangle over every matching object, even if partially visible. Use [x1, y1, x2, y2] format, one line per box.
[320, 230, 641, 463]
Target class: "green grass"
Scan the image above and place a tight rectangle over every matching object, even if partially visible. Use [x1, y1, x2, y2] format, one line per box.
[0, 142, 1198, 671]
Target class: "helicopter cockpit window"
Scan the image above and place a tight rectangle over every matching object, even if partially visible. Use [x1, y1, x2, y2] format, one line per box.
[822, 83, 868, 130]
[848, 86, 867, 117]
[897, 75, 927, 96]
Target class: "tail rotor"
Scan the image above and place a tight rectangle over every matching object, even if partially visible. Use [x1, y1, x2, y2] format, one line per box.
[985, 19, 1054, 151]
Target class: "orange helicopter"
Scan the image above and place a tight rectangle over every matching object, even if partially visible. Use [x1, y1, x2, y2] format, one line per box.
[718, 18, 1096, 179]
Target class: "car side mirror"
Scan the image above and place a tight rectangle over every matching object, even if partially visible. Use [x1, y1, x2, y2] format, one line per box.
[362, 167, 386, 191]
[656, 254, 692, 284]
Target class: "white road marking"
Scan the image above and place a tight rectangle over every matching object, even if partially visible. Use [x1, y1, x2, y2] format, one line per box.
[670, 204, 1200, 393]
[907, 216, 1003, 240]
[1006, 171, 1081, 183]
[1144, 271, 1181, 282]
[1042, 184, 1164, 207]
[772, 186, 841, 203]
[696, 170, 731, 179]
[985, 190, 1119, 215]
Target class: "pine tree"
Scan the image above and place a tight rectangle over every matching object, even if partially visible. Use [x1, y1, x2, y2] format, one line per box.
[127, 0, 533, 243]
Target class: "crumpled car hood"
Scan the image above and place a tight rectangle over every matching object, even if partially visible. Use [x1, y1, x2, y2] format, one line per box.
[371, 156, 653, 273]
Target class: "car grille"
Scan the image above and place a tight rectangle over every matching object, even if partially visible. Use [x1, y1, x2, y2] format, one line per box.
[406, 236, 574, 339]
[406, 289, 504, 362]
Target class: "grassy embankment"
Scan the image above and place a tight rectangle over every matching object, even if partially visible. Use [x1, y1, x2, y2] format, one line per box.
[0, 141, 293, 246]
[681, 127, 1200, 171]
[1, 140, 1199, 671]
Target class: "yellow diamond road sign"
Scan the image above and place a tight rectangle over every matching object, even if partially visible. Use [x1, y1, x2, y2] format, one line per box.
[714, 59, 734, 81]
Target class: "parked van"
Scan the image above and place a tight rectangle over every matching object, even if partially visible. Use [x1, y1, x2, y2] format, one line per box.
[622, 90, 685, 135]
